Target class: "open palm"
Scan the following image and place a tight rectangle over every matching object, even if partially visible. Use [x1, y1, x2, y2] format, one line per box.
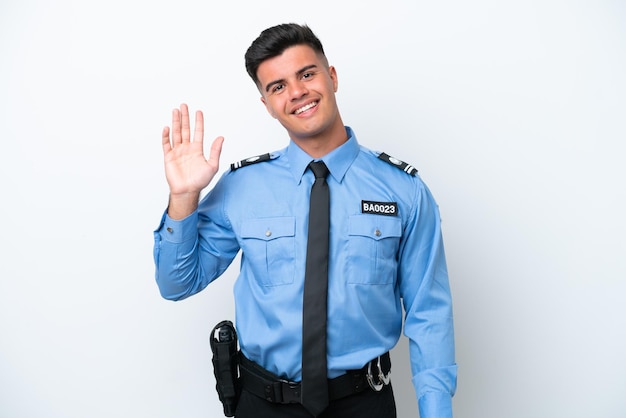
[161, 103, 223, 218]
[162, 103, 223, 194]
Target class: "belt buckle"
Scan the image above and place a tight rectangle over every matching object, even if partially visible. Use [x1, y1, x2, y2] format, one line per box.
[366, 356, 391, 392]
[278, 379, 301, 404]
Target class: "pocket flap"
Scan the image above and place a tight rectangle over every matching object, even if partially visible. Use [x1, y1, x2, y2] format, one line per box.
[241, 217, 296, 241]
[349, 214, 402, 240]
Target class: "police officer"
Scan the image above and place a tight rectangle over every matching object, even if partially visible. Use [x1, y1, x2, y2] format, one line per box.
[155, 23, 457, 418]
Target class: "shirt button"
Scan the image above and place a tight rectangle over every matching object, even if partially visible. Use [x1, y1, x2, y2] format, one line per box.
[374, 229, 381, 237]
[265, 230, 272, 237]
[166, 227, 174, 233]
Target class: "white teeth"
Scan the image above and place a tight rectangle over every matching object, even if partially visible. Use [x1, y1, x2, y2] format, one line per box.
[294, 102, 317, 115]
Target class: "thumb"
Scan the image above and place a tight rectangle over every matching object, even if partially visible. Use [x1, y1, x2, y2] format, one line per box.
[208, 136, 225, 170]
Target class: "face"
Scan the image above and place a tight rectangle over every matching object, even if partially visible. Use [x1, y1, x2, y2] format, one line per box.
[257, 45, 342, 145]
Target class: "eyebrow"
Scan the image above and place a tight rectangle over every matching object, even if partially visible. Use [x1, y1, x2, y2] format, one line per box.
[264, 64, 319, 93]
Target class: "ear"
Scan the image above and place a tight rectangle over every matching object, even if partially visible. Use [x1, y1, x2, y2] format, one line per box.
[260, 96, 277, 119]
[328, 65, 339, 92]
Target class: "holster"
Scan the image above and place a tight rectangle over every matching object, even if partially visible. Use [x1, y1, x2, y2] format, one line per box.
[210, 320, 241, 417]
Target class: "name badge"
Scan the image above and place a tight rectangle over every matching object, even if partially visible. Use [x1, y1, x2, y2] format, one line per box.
[361, 200, 398, 216]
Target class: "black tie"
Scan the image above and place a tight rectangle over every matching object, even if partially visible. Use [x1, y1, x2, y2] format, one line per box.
[301, 161, 330, 417]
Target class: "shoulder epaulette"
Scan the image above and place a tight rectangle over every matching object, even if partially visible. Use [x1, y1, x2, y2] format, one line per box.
[230, 153, 272, 171]
[378, 152, 418, 176]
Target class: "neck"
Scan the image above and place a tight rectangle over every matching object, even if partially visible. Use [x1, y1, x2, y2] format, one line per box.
[290, 118, 347, 158]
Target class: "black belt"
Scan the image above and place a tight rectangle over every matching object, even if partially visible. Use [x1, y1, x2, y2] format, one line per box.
[239, 352, 391, 404]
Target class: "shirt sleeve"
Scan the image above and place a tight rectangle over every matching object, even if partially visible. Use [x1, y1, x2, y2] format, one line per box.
[152, 178, 240, 301]
[398, 179, 457, 417]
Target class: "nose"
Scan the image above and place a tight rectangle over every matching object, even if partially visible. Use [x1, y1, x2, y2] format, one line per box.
[289, 79, 309, 101]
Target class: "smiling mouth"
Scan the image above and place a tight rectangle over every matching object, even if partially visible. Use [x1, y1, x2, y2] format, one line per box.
[294, 101, 318, 115]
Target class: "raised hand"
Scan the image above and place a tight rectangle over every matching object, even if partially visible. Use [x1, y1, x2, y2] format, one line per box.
[161, 103, 224, 219]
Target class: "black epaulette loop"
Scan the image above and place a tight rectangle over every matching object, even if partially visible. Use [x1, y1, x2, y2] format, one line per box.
[230, 153, 272, 171]
[378, 152, 418, 176]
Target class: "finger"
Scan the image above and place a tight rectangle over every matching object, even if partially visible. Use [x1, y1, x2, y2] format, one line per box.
[171, 108, 182, 145]
[208, 136, 225, 169]
[162, 126, 172, 154]
[180, 103, 190, 143]
[193, 110, 204, 145]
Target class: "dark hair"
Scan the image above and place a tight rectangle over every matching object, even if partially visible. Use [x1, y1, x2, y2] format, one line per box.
[245, 23, 326, 86]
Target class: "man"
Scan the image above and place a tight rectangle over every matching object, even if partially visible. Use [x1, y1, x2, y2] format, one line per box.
[154, 23, 456, 418]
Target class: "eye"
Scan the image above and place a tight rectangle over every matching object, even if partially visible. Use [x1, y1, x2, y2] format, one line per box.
[271, 83, 285, 93]
[302, 71, 315, 80]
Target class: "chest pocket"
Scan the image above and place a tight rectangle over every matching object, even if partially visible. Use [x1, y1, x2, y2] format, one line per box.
[241, 217, 296, 286]
[346, 214, 402, 284]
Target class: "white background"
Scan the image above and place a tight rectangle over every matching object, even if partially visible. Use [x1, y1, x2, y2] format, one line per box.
[1, 1, 625, 417]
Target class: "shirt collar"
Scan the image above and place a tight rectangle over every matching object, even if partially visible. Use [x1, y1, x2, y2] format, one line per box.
[287, 126, 360, 184]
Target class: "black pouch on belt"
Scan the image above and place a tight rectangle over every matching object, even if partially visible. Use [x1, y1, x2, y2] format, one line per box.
[210, 320, 241, 417]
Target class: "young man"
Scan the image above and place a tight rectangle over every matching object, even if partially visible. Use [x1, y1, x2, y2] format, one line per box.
[155, 23, 456, 418]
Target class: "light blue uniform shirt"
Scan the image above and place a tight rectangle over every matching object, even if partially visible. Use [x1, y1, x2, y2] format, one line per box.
[153, 127, 457, 416]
